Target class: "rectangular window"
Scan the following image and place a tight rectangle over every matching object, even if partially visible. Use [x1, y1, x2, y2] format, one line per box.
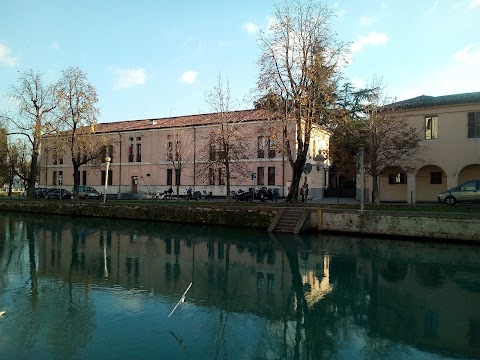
[136, 143, 142, 162]
[167, 141, 173, 161]
[388, 173, 407, 184]
[82, 171, 87, 185]
[175, 169, 180, 185]
[108, 144, 114, 160]
[218, 168, 225, 185]
[257, 167, 264, 186]
[52, 171, 57, 185]
[53, 150, 58, 165]
[58, 171, 63, 185]
[268, 167, 276, 186]
[430, 172, 442, 184]
[468, 112, 480, 138]
[209, 168, 215, 185]
[101, 170, 113, 185]
[425, 116, 438, 140]
[175, 141, 181, 161]
[59, 152, 64, 164]
[209, 143, 216, 161]
[267, 138, 276, 158]
[258, 136, 265, 158]
[167, 169, 173, 185]
[128, 138, 134, 162]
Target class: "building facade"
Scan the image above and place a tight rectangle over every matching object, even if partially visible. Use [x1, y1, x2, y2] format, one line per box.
[39, 109, 330, 199]
[362, 92, 480, 203]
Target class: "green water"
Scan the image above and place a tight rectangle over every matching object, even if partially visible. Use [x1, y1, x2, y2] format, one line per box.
[0, 212, 478, 360]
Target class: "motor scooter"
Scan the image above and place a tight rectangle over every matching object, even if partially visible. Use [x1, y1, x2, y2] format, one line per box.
[236, 189, 253, 202]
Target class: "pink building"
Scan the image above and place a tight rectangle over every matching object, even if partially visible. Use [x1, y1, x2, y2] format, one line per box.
[39, 109, 330, 199]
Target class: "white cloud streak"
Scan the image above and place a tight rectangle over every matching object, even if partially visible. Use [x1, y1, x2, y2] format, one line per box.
[469, 0, 480, 8]
[453, 43, 480, 65]
[360, 16, 375, 26]
[180, 70, 199, 84]
[242, 22, 260, 35]
[112, 68, 147, 89]
[0, 42, 17, 67]
[350, 32, 389, 53]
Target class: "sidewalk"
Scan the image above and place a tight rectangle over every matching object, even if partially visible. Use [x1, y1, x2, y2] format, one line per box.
[310, 197, 360, 205]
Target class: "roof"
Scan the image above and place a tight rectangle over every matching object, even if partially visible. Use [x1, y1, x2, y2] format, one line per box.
[93, 108, 273, 134]
[386, 91, 480, 110]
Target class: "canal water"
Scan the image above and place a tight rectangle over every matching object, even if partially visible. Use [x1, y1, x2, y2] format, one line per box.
[0, 212, 479, 360]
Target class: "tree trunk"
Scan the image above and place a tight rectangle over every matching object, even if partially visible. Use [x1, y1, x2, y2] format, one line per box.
[73, 163, 80, 199]
[372, 174, 380, 206]
[27, 154, 39, 198]
[286, 160, 304, 202]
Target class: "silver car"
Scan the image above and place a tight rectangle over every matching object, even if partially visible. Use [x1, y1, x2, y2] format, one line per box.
[438, 180, 480, 205]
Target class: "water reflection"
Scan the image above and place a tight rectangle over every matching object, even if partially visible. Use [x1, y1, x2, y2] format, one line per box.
[0, 212, 479, 360]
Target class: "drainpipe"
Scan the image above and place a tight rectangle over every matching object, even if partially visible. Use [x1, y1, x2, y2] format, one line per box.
[118, 133, 122, 198]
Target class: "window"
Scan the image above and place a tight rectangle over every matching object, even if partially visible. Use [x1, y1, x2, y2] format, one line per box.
[257, 167, 264, 186]
[59, 152, 64, 164]
[425, 116, 438, 140]
[101, 170, 113, 185]
[267, 137, 275, 158]
[175, 141, 181, 161]
[167, 169, 173, 185]
[52, 171, 57, 185]
[53, 150, 58, 165]
[136, 143, 142, 162]
[58, 171, 63, 185]
[258, 136, 265, 158]
[175, 169, 180, 185]
[167, 141, 173, 161]
[218, 168, 225, 185]
[388, 173, 407, 184]
[208, 168, 215, 185]
[128, 138, 134, 162]
[209, 143, 216, 161]
[430, 172, 442, 184]
[468, 112, 480, 138]
[82, 171, 87, 185]
[268, 167, 276, 186]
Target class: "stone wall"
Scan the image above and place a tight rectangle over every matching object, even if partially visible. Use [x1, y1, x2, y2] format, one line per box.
[317, 208, 480, 243]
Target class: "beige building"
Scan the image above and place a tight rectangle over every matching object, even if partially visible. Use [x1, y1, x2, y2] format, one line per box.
[39, 109, 330, 199]
[364, 92, 480, 203]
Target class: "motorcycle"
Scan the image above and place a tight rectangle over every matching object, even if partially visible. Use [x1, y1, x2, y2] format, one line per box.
[236, 188, 253, 202]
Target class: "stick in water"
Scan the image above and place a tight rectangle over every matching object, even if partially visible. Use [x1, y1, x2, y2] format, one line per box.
[168, 282, 192, 318]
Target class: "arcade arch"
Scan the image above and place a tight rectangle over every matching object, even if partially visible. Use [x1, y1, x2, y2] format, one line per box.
[416, 165, 447, 202]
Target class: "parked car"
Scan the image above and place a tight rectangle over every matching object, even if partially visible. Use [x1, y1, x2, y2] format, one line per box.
[438, 179, 480, 205]
[45, 188, 72, 200]
[35, 187, 49, 199]
[76, 186, 102, 200]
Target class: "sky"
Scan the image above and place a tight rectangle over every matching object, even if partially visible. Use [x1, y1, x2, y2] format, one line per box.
[1, 0, 479, 124]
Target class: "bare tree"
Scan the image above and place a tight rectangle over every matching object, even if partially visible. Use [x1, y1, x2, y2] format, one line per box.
[200, 74, 252, 201]
[362, 81, 424, 205]
[257, 0, 348, 202]
[55, 67, 107, 198]
[1, 70, 58, 197]
[164, 127, 195, 197]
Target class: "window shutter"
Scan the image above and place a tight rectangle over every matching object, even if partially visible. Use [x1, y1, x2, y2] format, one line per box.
[468, 112, 475, 138]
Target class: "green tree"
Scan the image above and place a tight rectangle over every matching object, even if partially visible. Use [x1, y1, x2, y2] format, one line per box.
[257, 0, 348, 202]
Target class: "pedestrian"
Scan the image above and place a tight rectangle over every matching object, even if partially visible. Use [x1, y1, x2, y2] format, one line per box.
[186, 187, 192, 201]
[300, 186, 304, 202]
[167, 186, 173, 199]
[304, 184, 309, 202]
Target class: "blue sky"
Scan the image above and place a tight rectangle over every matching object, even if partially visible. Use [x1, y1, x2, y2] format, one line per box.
[1, 0, 479, 123]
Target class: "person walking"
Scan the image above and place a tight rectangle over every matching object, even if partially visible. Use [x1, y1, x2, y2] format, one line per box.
[300, 186, 305, 202]
[304, 184, 309, 202]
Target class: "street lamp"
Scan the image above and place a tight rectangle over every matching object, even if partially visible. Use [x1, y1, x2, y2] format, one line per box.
[103, 156, 111, 203]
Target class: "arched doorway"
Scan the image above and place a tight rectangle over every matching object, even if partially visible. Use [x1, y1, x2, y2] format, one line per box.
[416, 165, 447, 202]
[458, 164, 480, 184]
[379, 166, 407, 202]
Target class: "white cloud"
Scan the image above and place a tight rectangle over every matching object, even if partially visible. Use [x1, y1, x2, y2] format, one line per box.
[49, 41, 60, 50]
[425, 0, 439, 15]
[350, 32, 389, 53]
[453, 43, 480, 64]
[242, 22, 260, 35]
[180, 70, 198, 84]
[0, 42, 17, 67]
[469, 0, 480, 8]
[112, 68, 147, 89]
[360, 16, 375, 26]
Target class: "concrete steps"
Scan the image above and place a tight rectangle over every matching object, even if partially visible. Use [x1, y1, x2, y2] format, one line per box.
[269, 208, 307, 233]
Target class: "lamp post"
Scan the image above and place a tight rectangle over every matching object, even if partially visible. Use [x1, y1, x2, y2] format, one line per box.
[359, 147, 365, 211]
[103, 156, 111, 203]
